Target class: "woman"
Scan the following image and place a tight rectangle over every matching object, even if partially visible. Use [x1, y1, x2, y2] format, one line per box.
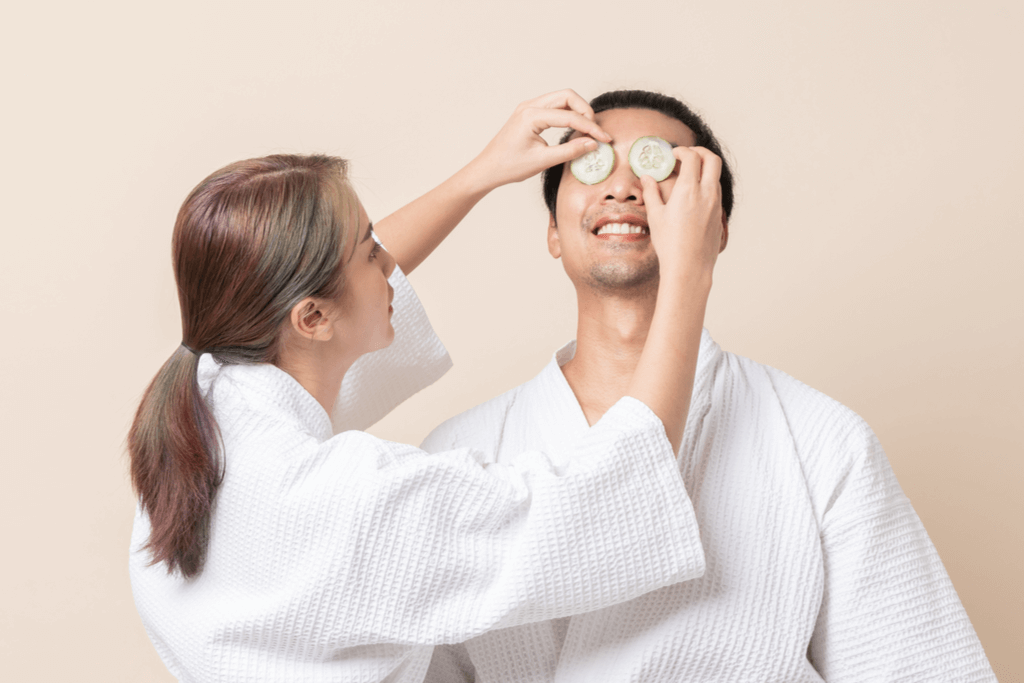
[129, 90, 726, 682]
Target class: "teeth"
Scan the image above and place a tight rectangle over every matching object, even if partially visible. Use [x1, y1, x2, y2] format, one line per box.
[595, 222, 648, 236]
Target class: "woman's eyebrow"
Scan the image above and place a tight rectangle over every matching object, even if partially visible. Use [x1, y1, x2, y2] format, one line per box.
[346, 221, 376, 264]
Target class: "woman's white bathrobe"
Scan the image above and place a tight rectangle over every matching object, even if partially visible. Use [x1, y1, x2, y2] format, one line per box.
[129, 267, 706, 683]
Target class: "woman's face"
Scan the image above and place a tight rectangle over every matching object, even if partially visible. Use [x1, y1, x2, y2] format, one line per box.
[330, 199, 396, 357]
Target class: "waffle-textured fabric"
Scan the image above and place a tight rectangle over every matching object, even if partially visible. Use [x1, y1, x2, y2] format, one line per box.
[420, 332, 996, 682]
[129, 266, 707, 683]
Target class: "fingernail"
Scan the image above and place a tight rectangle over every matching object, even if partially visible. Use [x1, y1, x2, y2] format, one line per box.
[583, 139, 597, 149]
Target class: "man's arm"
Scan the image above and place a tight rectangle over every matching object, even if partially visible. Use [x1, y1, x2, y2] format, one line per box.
[808, 418, 996, 681]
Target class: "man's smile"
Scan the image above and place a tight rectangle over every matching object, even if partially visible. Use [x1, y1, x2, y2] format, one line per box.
[589, 213, 650, 242]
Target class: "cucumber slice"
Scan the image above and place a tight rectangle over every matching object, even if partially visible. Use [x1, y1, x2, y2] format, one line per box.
[628, 136, 675, 181]
[570, 141, 615, 185]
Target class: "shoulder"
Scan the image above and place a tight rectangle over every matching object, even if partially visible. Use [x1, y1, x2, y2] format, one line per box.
[716, 351, 870, 443]
[716, 351, 888, 517]
[420, 383, 527, 458]
[760, 360, 871, 447]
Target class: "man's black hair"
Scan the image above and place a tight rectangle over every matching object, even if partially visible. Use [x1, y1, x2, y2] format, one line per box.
[542, 90, 734, 221]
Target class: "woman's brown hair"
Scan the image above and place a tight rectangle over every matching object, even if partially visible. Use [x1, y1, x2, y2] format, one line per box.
[128, 154, 354, 578]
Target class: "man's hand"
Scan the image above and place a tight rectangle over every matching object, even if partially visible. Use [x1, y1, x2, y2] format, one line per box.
[640, 146, 724, 284]
[467, 89, 611, 191]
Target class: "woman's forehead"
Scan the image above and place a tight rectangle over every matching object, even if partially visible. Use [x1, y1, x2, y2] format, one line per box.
[338, 183, 367, 262]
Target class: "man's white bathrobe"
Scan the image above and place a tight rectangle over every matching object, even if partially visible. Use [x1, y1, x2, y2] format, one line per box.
[129, 267, 707, 683]
[421, 333, 996, 683]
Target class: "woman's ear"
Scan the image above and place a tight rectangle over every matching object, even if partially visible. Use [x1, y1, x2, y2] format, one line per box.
[290, 298, 335, 341]
[719, 216, 729, 253]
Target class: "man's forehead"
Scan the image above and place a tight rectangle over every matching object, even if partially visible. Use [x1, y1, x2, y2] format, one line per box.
[571, 107, 696, 147]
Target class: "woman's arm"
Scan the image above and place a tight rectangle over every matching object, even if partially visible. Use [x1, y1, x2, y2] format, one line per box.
[319, 401, 703, 645]
[375, 91, 727, 456]
[628, 148, 725, 453]
[373, 89, 610, 273]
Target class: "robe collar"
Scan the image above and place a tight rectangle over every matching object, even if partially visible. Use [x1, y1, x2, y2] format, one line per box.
[525, 328, 721, 454]
[197, 355, 334, 442]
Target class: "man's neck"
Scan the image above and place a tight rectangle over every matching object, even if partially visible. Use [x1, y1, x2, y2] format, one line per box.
[561, 288, 657, 426]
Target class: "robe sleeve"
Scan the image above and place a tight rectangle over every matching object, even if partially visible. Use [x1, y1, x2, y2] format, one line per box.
[331, 260, 452, 433]
[424, 642, 476, 682]
[808, 419, 996, 682]
[319, 397, 706, 647]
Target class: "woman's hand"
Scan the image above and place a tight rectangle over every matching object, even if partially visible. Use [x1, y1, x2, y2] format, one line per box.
[466, 89, 611, 191]
[375, 89, 606, 274]
[639, 146, 725, 285]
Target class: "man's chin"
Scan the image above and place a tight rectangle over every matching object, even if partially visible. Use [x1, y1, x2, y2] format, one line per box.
[586, 262, 660, 292]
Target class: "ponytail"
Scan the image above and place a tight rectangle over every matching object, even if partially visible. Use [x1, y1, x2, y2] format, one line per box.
[129, 154, 352, 578]
[129, 345, 222, 578]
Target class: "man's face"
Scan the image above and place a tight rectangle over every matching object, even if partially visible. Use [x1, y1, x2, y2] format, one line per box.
[549, 107, 697, 294]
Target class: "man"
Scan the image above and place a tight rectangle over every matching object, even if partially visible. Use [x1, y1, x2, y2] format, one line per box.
[421, 91, 995, 682]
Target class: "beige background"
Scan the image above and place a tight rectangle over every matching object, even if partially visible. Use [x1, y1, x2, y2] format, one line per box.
[1, 1, 1020, 680]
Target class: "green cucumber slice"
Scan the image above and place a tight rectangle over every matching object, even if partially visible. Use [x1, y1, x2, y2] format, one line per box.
[628, 136, 675, 181]
[570, 141, 615, 185]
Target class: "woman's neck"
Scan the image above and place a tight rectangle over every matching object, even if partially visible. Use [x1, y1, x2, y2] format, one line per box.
[275, 337, 358, 416]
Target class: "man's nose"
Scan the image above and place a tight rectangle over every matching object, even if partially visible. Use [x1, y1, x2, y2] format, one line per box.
[602, 159, 643, 204]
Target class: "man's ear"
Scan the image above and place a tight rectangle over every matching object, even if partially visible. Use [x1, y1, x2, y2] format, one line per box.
[547, 213, 561, 259]
[719, 216, 729, 253]
[289, 298, 335, 341]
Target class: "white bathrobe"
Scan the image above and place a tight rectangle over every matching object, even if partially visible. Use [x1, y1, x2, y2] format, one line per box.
[421, 333, 996, 683]
[129, 267, 706, 683]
